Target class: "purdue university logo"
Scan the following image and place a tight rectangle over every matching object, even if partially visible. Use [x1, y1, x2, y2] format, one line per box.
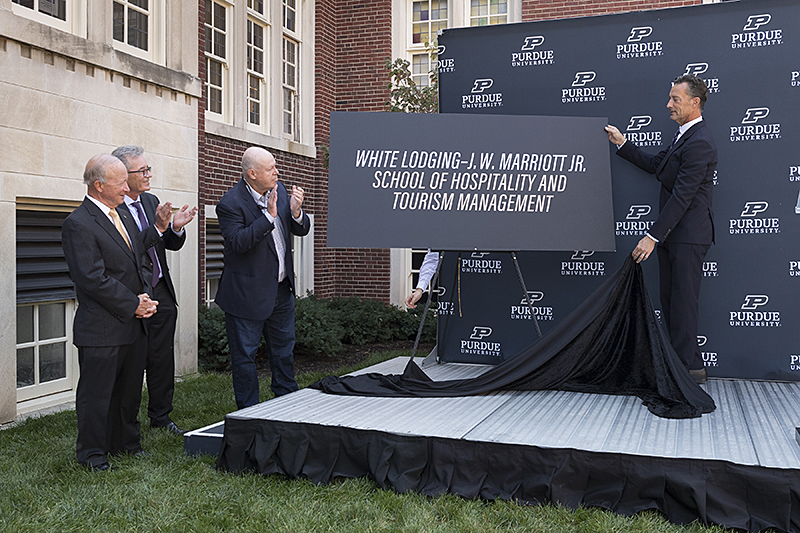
[562, 71, 606, 104]
[729, 201, 780, 235]
[562, 251, 605, 277]
[510, 291, 553, 321]
[511, 35, 555, 67]
[729, 295, 781, 327]
[460, 326, 502, 357]
[462, 79, 503, 109]
[732, 14, 783, 49]
[730, 108, 781, 142]
[616, 26, 663, 59]
[625, 115, 663, 147]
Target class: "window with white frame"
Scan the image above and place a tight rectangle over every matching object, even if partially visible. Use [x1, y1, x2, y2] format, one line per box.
[282, 0, 299, 141]
[291, 214, 314, 297]
[205, 211, 313, 304]
[247, 18, 266, 126]
[16, 207, 77, 403]
[113, 0, 149, 51]
[469, 0, 507, 26]
[411, 53, 432, 88]
[10, 0, 86, 35]
[412, 0, 447, 46]
[283, 0, 296, 32]
[410, 249, 432, 292]
[16, 301, 74, 398]
[282, 36, 298, 140]
[13, 0, 66, 21]
[409, 1, 447, 88]
[403, 0, 517, 69]
[111, 0, 165, 63]
[205, 0, 228, 118]
[204, 0, 310, 149]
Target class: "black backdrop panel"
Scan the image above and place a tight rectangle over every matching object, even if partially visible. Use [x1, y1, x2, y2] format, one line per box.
[436, 0, 800, 379]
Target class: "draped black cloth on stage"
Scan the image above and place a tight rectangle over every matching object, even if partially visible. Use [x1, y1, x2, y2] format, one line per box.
[311, 257, 715, 419]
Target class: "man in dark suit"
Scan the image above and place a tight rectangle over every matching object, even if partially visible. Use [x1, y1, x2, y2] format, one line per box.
[215, 146, 311, 408]
[605, 74, 716, 383]
[62, 154, 160, 471]
[112, 146, 198, 435]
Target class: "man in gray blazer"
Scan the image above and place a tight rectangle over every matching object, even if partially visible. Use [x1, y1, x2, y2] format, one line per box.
[62, 154, 159, 471]
[215, 147, 311, 408]
[113, 146, 197, 435]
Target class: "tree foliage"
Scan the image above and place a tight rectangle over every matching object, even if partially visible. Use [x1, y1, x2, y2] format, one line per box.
[385, 43, 439, 113]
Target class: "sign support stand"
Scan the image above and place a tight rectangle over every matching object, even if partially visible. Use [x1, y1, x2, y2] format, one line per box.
[413, 251, 543, 368]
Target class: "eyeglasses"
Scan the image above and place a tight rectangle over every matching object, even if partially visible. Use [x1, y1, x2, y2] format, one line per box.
[128, 166, 152, 175]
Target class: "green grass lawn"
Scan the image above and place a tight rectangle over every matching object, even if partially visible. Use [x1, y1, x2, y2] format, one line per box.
[0, 351, 731, 533]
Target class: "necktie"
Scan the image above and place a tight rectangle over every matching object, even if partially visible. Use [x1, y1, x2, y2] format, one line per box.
[671, 128, 681, 147]
[132, 201, 161, 287]
[109, 208, 131, 250]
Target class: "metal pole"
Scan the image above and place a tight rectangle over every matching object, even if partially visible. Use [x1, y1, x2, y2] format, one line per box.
[511, 251, 542, 338]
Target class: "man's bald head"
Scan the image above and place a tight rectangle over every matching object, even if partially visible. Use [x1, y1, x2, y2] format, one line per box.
[84, 154, 130, 208]
[242, 146, 273, 174]
[241, 147, 279, 195]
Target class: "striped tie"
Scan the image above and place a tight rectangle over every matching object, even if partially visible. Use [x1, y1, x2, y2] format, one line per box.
[671, 128, 681, 147]
[132, 201, 161, 287]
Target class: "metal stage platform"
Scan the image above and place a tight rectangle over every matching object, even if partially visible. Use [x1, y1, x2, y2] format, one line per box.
[204, 357, 800, 532]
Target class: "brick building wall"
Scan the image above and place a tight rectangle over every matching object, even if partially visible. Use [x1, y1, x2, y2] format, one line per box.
[312, 0, 337, 300]
[329, 0, 394, 302]
[521, 0, 702, 21]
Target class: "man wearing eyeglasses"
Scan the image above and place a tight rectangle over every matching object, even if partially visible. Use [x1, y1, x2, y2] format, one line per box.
[112, 145, 198, 435]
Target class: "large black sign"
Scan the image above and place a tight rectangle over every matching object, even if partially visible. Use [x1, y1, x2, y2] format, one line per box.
[436, 0, 800, 380]
[327, 111, 615, 251]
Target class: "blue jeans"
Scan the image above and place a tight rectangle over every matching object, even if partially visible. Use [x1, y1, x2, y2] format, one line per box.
[225, 281, 299, 409]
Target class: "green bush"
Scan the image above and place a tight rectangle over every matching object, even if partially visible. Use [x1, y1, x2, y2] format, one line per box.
[327, 296, 395, 345]
[197, 305, 230, 372]
[294, 293, 345, 357]
[401, 304, 438, 344]
[323, 295, 436, 346]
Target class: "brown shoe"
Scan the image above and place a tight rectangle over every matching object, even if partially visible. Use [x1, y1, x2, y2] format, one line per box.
[689, 368, 707, 384]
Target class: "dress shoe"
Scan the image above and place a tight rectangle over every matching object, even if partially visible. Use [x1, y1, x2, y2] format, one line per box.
[87, 461, 112, 472]
[154, 421, 185, 436]
[689, 368, 707, 384]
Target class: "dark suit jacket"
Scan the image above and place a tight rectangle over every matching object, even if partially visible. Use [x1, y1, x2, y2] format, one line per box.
[62, 198, 158, 346]
[617, 119, 717, 245]
[118, 191, 186, 302]
[215, 179, 311, 321]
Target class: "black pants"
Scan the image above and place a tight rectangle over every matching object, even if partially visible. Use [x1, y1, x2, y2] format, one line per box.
[657, 241, 710, 371]
[76, 332, 146, 466]
[144, 278, 178, 426]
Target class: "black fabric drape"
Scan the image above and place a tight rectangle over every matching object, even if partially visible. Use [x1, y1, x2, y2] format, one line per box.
[311, 257, 715, 419]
